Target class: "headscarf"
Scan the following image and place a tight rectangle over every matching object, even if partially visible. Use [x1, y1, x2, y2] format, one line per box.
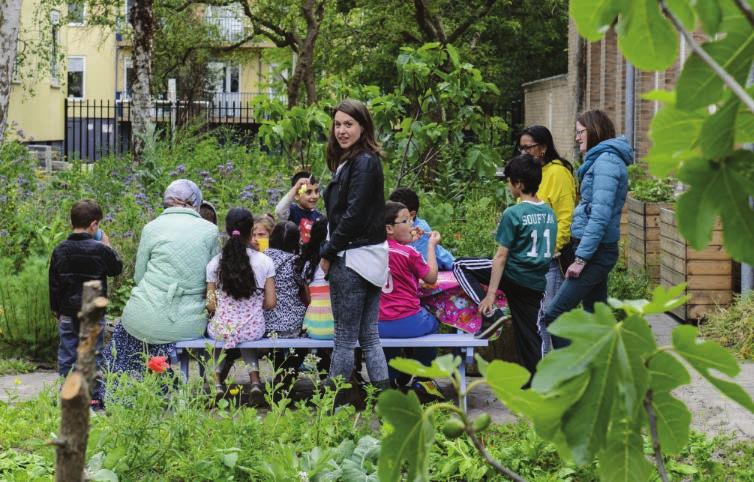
[163, 179, 202, 209]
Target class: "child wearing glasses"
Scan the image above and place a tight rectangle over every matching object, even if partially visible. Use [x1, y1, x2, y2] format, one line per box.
[389, 188, 455, 270]
[378, 201, 442, 395]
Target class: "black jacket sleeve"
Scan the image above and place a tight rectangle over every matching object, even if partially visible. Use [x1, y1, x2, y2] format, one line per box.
[321, 153, 381, 258]
[104, 245, 123, 277]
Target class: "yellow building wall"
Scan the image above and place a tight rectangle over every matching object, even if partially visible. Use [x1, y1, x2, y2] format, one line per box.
[67, 24, 117, 102]
[7, 2, 270, 144]
[7, 0, 66, 143]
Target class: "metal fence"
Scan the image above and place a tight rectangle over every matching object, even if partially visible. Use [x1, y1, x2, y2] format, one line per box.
[64, 97, 260, 161]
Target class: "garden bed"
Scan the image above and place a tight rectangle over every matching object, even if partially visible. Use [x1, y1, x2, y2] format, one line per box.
[626, 194, 672, 284]
[659, 207, 733, 321]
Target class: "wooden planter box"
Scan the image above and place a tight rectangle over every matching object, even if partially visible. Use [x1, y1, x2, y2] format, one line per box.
[626, 194, 673, 283]
[659, 208, 733, 321]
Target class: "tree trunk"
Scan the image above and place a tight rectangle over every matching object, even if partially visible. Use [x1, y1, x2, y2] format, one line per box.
[284, 0, 324, 107]
[129, 0, 154, 164]
[0, 0, 23, 141]
[54, 281, 108, 482]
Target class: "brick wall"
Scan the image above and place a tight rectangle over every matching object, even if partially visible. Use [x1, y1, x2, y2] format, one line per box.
[520, 21, 694, 166]
[522, 74, 573, 159]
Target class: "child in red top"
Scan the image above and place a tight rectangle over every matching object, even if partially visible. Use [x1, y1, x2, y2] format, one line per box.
[379, 201, 441, 391]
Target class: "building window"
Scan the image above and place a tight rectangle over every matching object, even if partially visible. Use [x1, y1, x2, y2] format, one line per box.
[67, 2, 85, 25]
[123, 58, 134, 99]
[67, 57, 85, 99]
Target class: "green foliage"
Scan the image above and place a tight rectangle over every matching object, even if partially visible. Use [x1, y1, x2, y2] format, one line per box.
[607, 258, 652, 301]
[380, 286, 754, 481]
[699, 292, 754, 360]
[317, 0, 568, 117]
[254, 98, 332, 173]
[628, 166, 676, 202]
[570, 0, 754, 266]
[381, 43, 509, 186]
[377, 390, 435, 482]
[0, 256, 57, 362]
[0, 357, 36, 376]
[2, 376, 754, 481]
[421, 192, 505, 258]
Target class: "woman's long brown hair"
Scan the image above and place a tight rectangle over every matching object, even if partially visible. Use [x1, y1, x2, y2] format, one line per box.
[325, 99, 383, 172]
[576, 109, 616, 151]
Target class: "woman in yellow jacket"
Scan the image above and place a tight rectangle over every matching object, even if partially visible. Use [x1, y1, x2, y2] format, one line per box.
[516, 126, 577, 353]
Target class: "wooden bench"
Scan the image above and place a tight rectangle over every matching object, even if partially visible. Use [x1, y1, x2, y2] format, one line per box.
[174, 333, 488, 408]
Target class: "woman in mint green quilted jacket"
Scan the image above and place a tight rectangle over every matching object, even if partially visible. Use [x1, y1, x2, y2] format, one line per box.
[106, 180, 220, 375]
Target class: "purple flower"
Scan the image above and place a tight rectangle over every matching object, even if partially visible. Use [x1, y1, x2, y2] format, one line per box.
[176, 164, 186, 174]
[122, 230, 133, 238]
[104, 214, 114, 223]
[267, 188, 282, 204]
[135, 192, 148, 207]
[0, 229, 8, 237]
[218, 161, 234, 176]
[199, 170, 210, 178]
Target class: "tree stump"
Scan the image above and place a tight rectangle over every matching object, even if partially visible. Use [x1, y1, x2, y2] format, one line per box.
[54, 280, 108, 481]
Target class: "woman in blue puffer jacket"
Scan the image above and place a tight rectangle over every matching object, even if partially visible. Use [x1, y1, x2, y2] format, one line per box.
[540, 110, 634, 348]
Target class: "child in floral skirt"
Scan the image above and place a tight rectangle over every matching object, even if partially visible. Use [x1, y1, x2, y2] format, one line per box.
[206, 208, 276, 403]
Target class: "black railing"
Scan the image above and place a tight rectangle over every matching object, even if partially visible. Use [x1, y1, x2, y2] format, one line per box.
[64, 97, 260, 161]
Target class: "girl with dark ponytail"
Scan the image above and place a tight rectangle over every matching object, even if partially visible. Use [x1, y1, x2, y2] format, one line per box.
[206, 207, 276, 402]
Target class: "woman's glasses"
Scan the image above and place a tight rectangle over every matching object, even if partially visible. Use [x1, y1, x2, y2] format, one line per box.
[518, 143, 539, 153]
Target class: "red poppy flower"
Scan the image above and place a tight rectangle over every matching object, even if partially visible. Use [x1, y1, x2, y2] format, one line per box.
[147, 356, 169, 373]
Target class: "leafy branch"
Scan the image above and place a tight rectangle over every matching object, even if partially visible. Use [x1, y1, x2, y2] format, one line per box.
[658, 0, 754, 115]
[378, 285, 754, 482]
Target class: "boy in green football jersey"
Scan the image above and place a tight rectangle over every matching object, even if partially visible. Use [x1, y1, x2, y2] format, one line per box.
[453, 154, 557, 376]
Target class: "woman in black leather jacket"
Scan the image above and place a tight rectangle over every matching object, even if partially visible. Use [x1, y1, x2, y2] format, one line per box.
[319, 99, 390, 393]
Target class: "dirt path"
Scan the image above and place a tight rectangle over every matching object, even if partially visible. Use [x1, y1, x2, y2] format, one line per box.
[2, 314, 752, 438]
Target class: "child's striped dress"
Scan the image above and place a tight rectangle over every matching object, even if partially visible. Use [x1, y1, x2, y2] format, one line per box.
[303, 266, 334, 340]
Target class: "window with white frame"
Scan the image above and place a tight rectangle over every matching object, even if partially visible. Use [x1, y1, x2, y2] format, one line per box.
[123, 58, 134, 99]
[67, 57, 85, 98]
[67, 2, 85, 25]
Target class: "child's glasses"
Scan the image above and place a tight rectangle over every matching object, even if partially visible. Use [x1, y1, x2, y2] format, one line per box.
[389, 218, 411, 226]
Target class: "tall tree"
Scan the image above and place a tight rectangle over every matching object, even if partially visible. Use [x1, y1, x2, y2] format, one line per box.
[0, 0, 23, 141]
[235, 0, 329, 107]
[318, 0, 568, 117]
[129, 0, 155, 163]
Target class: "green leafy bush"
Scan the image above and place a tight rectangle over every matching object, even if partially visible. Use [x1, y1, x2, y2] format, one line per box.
[0, 358, 36, 376]
[607, 259, 652, 301]
[700, 292, 754, 360]
[420, 189, 507, 259]
[378, 287, 754, 481]
[2, 373, 752, 481]
[0, 256, 57, 363]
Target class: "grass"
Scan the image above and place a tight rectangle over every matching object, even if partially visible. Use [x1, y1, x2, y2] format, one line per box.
[699, 292, 754, 360]
[0, 357, 36, 376]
